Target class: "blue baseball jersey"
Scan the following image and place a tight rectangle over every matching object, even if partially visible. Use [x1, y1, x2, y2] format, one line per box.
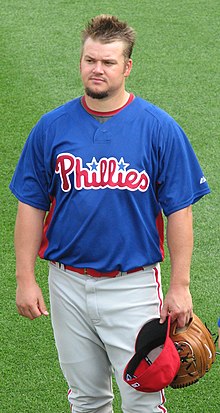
[10, 97, 210, 271]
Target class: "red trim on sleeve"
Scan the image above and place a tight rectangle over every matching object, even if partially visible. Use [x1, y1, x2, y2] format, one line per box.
[38, 196, 56, 259]
[156, 211, 164, 260]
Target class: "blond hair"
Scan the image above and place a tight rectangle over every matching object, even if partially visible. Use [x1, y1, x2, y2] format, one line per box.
[81, 14, 136, 59]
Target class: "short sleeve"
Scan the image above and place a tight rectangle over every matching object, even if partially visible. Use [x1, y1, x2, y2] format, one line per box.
[9, 119, 51, 211]
[156, 120, 210, 216]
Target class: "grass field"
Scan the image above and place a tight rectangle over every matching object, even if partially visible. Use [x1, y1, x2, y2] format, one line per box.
[1, 1, 219, 412]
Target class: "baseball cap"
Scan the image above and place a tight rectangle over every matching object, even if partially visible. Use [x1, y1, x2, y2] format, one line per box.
[123, 316, 180, 392]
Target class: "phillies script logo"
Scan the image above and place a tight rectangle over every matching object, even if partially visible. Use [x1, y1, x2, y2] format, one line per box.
[55, 153, 150, 192]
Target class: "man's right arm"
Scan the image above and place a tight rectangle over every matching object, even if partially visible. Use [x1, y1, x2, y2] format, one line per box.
[15, 201, 49, 320]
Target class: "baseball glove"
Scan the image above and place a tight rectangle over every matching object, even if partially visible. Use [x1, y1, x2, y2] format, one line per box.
[169, 313, 216, 388]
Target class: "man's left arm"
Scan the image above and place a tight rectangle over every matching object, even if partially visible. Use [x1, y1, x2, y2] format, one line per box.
[160, 205, 193, 328]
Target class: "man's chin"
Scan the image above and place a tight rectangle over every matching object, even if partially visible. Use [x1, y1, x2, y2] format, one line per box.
[85, 87, 109, 100]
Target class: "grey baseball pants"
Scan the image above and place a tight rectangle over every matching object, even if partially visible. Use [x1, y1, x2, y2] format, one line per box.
[48, 262, 167, 413]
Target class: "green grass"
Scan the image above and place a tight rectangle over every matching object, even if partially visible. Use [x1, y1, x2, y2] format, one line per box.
[1, 1, 219, 412]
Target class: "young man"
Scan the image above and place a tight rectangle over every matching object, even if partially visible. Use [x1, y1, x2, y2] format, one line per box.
[10, 15, 210, 413]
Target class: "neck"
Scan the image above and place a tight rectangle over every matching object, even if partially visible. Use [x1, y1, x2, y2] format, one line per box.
[84, 90, 130, 113]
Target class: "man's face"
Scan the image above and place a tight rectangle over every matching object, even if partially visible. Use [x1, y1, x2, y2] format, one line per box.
[80, 38, 132, 99]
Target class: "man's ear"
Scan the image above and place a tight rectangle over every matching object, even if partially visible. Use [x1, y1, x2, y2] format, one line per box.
[124, 59, 133, 77]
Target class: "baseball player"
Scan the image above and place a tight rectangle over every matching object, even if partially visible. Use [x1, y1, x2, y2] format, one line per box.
[10, 15, 210, 413]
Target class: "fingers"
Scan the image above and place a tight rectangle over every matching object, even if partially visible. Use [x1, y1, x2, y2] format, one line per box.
[17, 305, 42, 320]
[160, 305, 193, 328]
[16, 284, 49, 320]
[17, 301, 49, 320]
[159, 305, 168, 324]
[160, 285, 193, 327]
[38, 296, 49, 316]
[171, 311, 192, 328]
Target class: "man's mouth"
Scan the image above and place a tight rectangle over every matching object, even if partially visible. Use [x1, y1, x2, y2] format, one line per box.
[89, 77, 106, 83]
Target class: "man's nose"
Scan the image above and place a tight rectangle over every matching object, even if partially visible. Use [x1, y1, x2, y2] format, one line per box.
[93, 61, 104, 73]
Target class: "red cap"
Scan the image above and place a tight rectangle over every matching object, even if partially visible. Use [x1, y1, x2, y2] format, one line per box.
[123, 316, 180, 392]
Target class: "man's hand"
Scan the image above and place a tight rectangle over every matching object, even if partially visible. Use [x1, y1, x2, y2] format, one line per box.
[160, 284, 193, 328]
[16, 281, 49, 320]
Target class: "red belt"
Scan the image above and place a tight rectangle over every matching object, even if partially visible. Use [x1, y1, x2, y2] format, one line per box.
[51, 261, 145, 278]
